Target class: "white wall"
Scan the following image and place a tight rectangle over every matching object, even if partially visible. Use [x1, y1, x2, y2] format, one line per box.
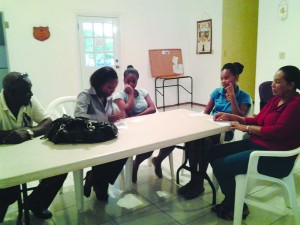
[255, 0, 300, 114]
[0, 0, 223, 107]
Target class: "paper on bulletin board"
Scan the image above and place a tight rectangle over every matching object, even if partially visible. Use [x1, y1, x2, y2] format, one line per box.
[172, 56, 184, 74]
[173, 64, 184, 74]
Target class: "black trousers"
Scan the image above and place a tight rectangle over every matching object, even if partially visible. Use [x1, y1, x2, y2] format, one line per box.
[92, 158, 128, 192]
[0, 173, 67, 222]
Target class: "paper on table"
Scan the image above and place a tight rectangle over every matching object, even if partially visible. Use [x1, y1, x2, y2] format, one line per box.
[115, 122, 128, 129]
[208, 118, 231, 126]
[131, 117, 145, 123]
[187, 111, 204, 117]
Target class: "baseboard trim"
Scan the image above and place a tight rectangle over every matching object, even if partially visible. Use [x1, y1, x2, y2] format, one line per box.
[156, 102, 206, 109]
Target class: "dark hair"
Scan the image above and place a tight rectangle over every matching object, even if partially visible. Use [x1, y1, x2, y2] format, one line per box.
[90, 66, 118, 88]
[3, 72, 31, 92]
[279, 65, 300, 90]
[221, 62, 244, 77]
[124, 65, 139, 79]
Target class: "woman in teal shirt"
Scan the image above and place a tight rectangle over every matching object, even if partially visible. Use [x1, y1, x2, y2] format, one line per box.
[177, 62, 252, 199]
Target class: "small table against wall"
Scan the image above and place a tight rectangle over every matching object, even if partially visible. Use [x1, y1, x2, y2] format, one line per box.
[155, 75, 193, 111]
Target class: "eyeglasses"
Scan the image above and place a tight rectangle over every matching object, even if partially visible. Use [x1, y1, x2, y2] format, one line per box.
[16, 72, 29, 83]
[20, 72, 29, 79]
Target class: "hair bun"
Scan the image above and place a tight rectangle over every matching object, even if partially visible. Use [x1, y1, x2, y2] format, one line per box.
[127, 65, 134, 69]
[233, 62, 244, 75]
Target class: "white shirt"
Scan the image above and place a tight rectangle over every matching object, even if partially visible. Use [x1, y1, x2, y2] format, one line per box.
[0, 91, 49, 130]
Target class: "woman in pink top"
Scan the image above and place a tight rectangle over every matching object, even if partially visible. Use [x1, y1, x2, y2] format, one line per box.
[209, 65, 300, 221]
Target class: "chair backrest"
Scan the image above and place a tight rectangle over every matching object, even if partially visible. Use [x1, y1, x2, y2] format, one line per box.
[259, 81, 273, 110]
[47, 96, 77, 119]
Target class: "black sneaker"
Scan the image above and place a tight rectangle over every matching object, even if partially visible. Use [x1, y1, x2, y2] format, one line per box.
[183, 185, 205, 200]
[29, 208, 52, 220]
[177, 181, 193, 195]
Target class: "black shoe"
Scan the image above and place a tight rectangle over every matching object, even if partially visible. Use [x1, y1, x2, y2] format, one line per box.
[212, 202, 249, 220]
[95, 192, 109, 202]
[177, 181, 193, 195]
[94, 181, 109, 202]
[29, 208, 52, 220]
[183, 184, 205, 200]
[84, 170, 93, 198]
[152, 157, 163, 178]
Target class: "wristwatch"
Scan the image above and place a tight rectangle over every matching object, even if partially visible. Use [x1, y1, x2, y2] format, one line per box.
[26, 129, 34, 139]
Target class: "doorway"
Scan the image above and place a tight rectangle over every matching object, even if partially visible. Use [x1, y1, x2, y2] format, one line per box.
[0, 12, 9, 89]
[77, 16, 121, 89]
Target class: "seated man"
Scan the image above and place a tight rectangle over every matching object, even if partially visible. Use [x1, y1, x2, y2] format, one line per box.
[0, 72, 67, 222]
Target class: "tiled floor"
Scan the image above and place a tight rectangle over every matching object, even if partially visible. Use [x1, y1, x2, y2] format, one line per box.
[3, 105, 300, 225]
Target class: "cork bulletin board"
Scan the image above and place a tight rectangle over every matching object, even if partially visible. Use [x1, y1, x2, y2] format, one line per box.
[149, 49, 184, 77]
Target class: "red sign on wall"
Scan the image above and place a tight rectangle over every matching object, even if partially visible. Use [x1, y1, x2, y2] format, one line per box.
[33, 26, 50, 41]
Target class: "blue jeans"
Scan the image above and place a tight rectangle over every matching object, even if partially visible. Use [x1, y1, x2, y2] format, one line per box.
[209, 139, 295, 209]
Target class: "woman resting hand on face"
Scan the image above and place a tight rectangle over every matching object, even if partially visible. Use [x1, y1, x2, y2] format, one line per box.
[176, 62, 252, 200]
[114, 65, 167, 184]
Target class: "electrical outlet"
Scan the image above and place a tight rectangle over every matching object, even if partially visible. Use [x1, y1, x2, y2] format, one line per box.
[279, 52, 285, 59]
[4, 21, 9, 28]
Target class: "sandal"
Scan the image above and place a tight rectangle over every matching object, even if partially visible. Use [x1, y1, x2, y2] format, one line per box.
[212, 203, 233, 220]
[212, 202, 250, 220]
[217, 205, 234, 221]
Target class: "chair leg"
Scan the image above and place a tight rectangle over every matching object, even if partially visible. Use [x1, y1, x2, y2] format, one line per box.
[212, 171, 219, 192]
[282, 176, 300, 224]
[168, 152, 175, 180]
[234, 175, 248, 225]
[181, 150, 186, 175]
[73, 170, 84, 212]
[147, 156, 153, 167]
[203, 173, 216, 205]
[119, 169, 126, 191]
[176, 151, 189, 185]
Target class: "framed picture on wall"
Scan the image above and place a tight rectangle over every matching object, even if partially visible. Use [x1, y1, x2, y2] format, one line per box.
[196, 19, 212, 54]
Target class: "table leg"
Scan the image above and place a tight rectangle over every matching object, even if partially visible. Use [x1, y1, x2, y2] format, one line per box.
[125, 157, 133, 191]
[73, 170, 84, 212]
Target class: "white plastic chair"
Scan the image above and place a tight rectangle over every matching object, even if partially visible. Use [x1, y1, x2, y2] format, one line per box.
[233, 147, 300, 225]
[47, 96, 85, 210]
[47, 96, 78, 119]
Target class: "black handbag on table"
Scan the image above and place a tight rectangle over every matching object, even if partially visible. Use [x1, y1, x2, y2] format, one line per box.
[44, 115, 118, 144]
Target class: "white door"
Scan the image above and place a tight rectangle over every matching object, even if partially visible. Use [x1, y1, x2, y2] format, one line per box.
[77, 16, 120, 89]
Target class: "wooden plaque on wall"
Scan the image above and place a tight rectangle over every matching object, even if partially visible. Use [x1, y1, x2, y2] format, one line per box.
[149, 49, 184, 77]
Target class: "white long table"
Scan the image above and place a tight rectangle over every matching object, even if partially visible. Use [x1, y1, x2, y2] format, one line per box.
[0, 109, 230, 213]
